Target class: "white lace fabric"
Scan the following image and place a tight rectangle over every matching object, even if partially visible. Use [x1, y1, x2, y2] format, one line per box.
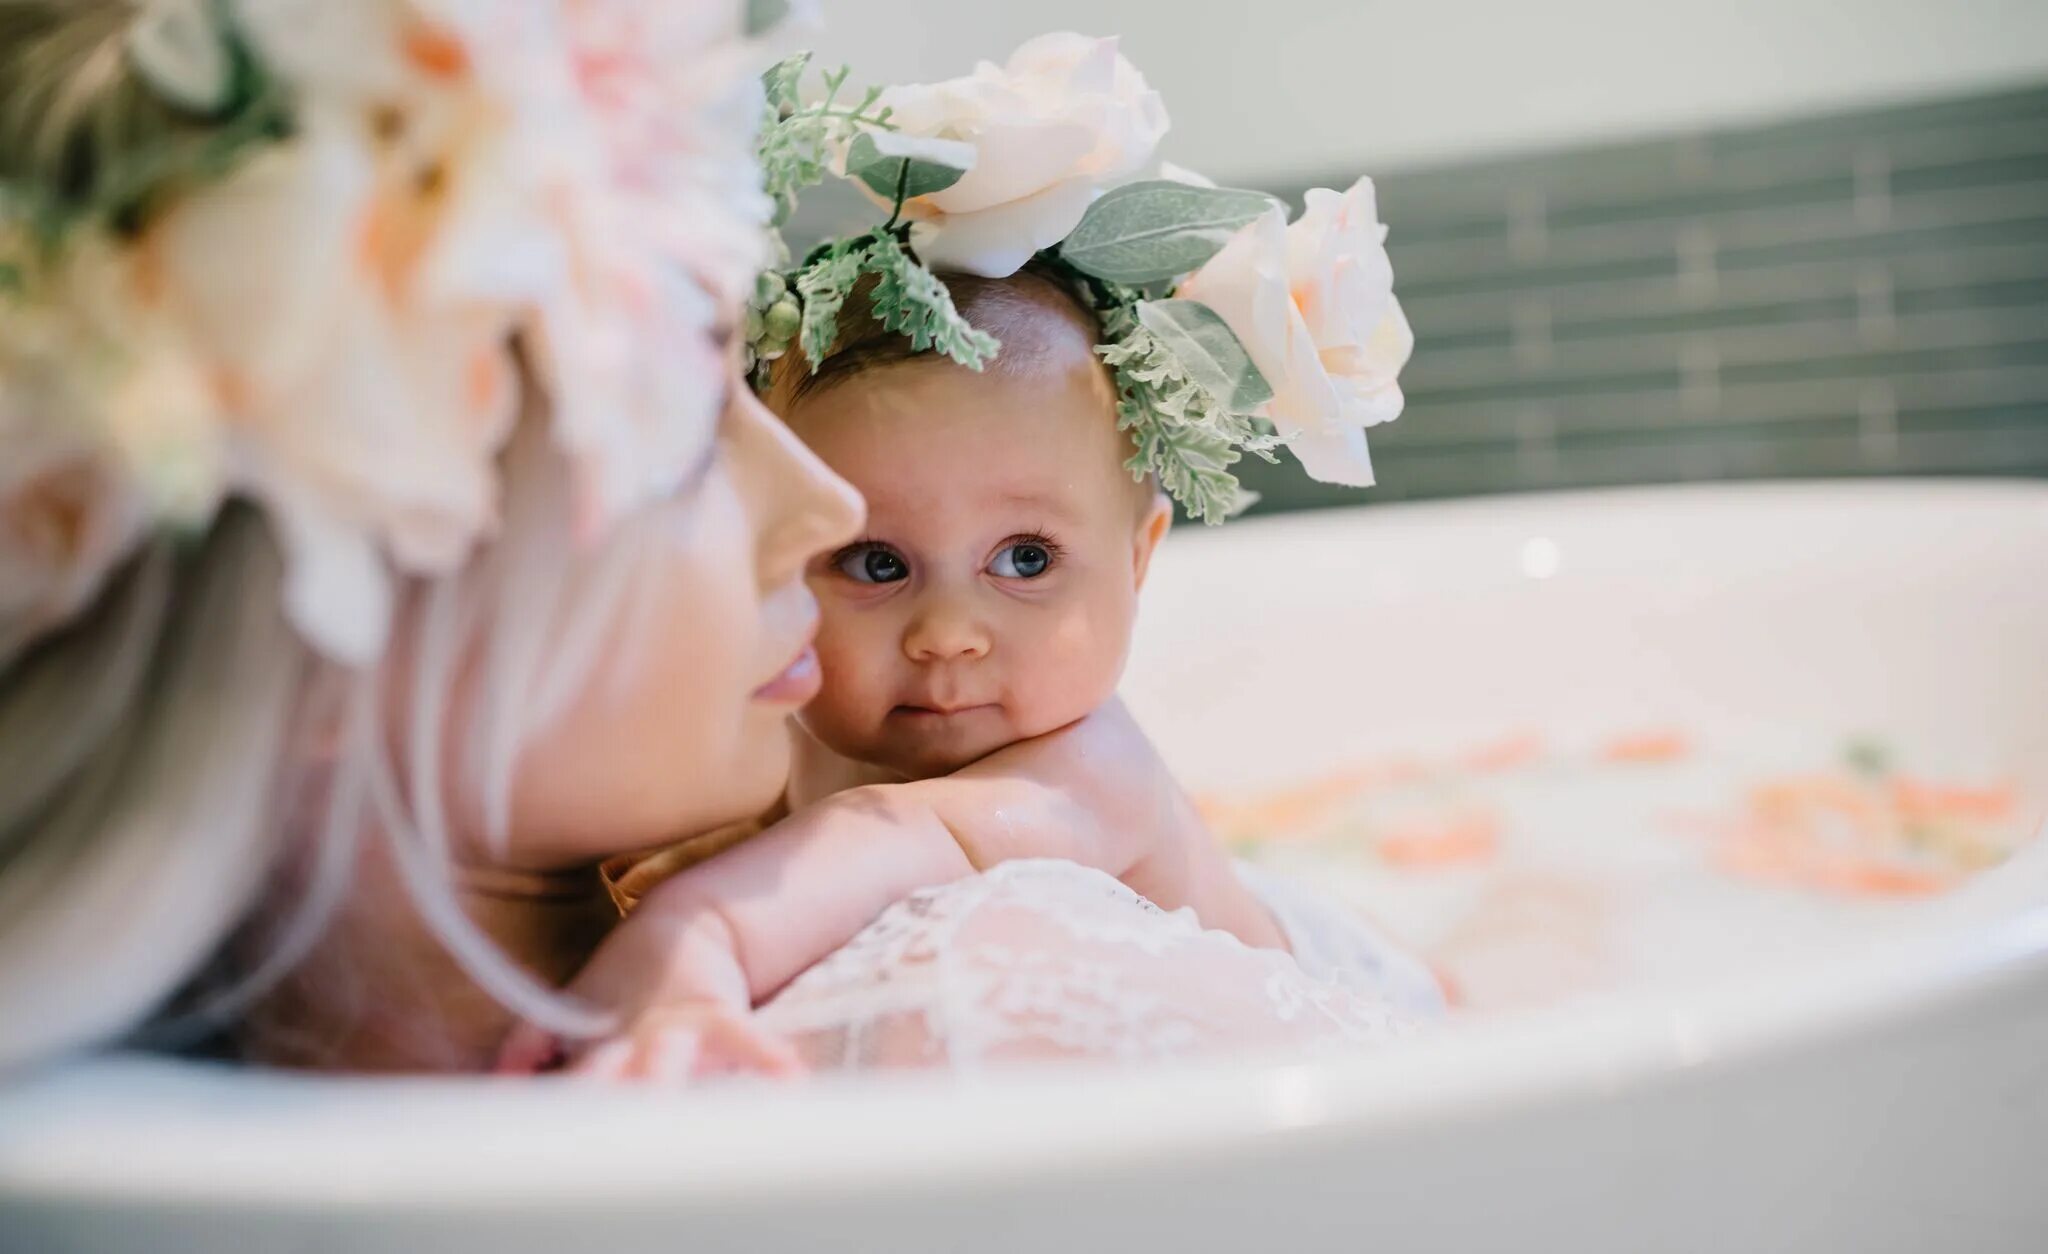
[757, 860, 1439, 1072]
[1232, 859, 1446, 1015]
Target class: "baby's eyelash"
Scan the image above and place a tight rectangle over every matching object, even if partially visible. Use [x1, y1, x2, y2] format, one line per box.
[986, 531, 1065, 578]
[1006, 530, 1065, 557]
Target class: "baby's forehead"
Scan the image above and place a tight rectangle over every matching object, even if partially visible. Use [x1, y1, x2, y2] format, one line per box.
[773, 267, 1154, 527]
[861, 390, 1117, 508]
[866, 475, 1094, 538]
[792, 359, 1136, 526]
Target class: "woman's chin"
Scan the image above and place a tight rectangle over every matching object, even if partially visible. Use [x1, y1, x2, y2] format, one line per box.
[728, 731, 796, 812]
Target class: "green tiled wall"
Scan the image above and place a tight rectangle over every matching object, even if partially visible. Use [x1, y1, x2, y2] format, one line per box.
[1245, 82, 2048, 512]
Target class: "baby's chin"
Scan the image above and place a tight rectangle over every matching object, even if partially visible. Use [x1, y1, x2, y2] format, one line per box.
[870, 733, 1011, 780]
[852, 707, 1025, 780]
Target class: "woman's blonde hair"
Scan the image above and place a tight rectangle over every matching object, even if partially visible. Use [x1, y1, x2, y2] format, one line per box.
[0, 384, 673, 1071]
[0, 507, 305, 1066]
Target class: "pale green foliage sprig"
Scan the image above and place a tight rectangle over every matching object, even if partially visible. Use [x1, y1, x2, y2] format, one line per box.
[750, 51, 998, 382]
[756, 53, 898, 227]
[793, 239, 869, 367]
[1093, 291, 1274, 524]
[778, 227, 999, 376]
[862, 232, 998, 367]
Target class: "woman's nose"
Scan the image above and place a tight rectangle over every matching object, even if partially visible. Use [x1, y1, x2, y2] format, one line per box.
[730, 386, 864, 586]
[902, 591, 991, 663]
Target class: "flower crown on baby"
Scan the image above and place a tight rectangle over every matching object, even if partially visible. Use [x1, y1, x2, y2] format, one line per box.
[1, 0, 780, 669]
[745, 33, 1415, 523]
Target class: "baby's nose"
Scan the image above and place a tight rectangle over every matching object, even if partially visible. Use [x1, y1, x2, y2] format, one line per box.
[902, 594, 991, 662]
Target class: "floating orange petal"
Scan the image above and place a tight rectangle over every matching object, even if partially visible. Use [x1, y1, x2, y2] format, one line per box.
[1213, 771, 1384, 840]
[1811, 858, 1954, 898]
[1747, 774, 1885, 835]
[1890, 777, 2018, 825]
[1462, 732, 1544, 773]
[1376, 810, 1500, 868]
[1715, 820, 1956, 898]
[1603, 730, 1691, 763]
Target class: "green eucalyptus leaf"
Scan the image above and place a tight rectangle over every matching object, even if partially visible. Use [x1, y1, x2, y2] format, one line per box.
[761, 51, 811, 113]
[843, 130, 971, 201]
[1059, 181, 1278, 284]
[1135, 298, 1273, 412]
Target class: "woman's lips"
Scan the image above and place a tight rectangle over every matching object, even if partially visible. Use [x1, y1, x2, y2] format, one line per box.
[752, 645, 821, 704]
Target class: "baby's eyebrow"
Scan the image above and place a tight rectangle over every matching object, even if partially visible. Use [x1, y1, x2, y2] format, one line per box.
[993, 488, 1077, 515]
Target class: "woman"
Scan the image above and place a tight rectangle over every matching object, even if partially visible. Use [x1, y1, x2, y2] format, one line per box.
[0, 0, 861, 1070]
[0, 0, 1426, 1079]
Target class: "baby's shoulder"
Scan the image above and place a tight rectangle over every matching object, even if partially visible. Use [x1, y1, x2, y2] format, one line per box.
[1027, 698, 1162, 773]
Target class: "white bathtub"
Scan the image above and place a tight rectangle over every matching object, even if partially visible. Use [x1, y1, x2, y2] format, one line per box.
[3, 480, 2045, 1253]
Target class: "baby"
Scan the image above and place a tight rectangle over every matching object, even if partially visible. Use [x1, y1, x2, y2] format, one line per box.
[500, 268, 1378, 1078]
[777, 267, 1214, 810]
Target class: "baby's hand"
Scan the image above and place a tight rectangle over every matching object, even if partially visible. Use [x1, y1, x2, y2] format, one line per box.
[495, 883, 807, 1084]
[574, 1002, 804, 1083]
[497, 1002, 804, 1084]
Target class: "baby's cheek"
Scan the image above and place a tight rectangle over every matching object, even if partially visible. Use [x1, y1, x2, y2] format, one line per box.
[1011, 595, 1132, 731]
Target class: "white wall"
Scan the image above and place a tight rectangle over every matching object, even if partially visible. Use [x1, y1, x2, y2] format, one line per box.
[809, 0, 2048, 184]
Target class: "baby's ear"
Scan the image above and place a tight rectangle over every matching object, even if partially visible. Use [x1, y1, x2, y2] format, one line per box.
[1131, 492, 1173, 590]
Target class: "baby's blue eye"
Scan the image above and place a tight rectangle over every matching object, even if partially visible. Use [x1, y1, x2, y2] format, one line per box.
[988, 542, 1053, 579]
[837, 545, 909, 584]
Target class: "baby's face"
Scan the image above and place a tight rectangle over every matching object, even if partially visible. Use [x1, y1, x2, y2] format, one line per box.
[784, 356, 1168, 779]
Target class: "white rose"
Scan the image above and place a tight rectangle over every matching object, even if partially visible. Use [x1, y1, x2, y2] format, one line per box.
[1177, 176, 1414, 486]
[874, 32, 1169, 278]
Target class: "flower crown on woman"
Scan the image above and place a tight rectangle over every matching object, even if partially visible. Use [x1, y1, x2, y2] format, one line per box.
[1, 0, 778, 669]
[745, 32, 1415, 523]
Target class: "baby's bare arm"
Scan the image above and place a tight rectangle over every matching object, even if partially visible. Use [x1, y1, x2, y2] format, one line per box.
[497, 786, 979, 1074]
[615, 744, 1152, 1014]
[566, 788, 977, 1023]
[513, 705, 1281, 1072]
[908, 700, 1288, 951]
